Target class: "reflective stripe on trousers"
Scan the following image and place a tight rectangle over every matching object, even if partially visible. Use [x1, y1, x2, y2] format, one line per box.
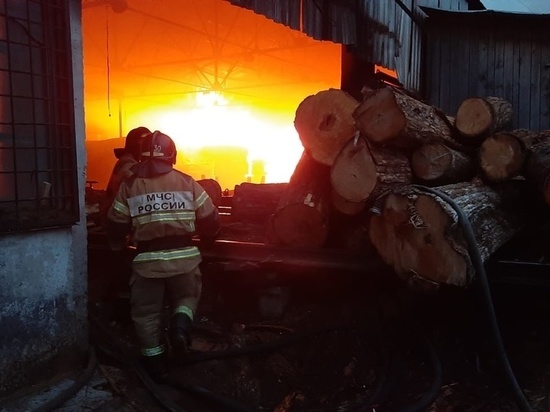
[141, 344, 165, 357]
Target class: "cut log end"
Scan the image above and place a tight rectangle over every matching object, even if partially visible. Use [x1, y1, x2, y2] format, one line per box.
[369, 192, 469, 287]
[353, 87, 407, 144]
[455, 98, 493, 137]
[330, 136, 376, 202]
[294, 89, 359, 166]
[479, 133, 526, 181]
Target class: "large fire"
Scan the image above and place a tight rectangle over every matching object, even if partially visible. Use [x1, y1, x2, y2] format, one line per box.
[126, 97, 304, 190]
[82, 0, 342, 191]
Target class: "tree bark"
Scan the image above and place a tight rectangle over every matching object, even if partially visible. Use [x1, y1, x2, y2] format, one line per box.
[517, 129, 550, 151]
[411, 143, 477, 185]
[267, 152, 330, 247]
[231, 182, 288, 222]
[330, 134, 412, 204]
[369, 180, 527, 287]
[294, 88, 359, 166]
[353, 86, 459, 150]
[455, 96, 513, 143]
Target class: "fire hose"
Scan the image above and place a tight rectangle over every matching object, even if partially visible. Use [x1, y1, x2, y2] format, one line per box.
[411, 184, 532, 412]
[31, 346, 98, 412]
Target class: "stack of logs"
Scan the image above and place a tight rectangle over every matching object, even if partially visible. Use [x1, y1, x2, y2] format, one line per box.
[251, 86, 550, 288]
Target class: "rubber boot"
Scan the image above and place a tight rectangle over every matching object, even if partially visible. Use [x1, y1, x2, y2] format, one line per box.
[170, 313, 192, 356]
[142, 352, 168, 383]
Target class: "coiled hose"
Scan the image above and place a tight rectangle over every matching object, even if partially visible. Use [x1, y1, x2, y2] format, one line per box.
[91, 314, 364, 412]
[412, 184, 532, 412]
[358, 339, 442, 412]
[395, 340, 442, 412]
[32, 346, 98, 412]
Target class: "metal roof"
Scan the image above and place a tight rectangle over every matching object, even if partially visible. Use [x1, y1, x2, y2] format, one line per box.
[421, 5, 550, 19]
[225, 1, 475, 93]
[480, 0, 550, 13]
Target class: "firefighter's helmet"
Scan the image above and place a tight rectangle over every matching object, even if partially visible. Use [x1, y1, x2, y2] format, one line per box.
[140, 130, 177, 164]
[114, 126, 151, 159]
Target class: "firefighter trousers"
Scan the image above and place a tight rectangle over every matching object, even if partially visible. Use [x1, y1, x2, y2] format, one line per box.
[130, 265, 202, 355]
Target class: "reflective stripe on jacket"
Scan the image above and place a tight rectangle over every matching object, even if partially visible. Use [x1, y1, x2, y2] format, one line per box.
[107, 168, 218, 278]
[99, 153, 137, 224]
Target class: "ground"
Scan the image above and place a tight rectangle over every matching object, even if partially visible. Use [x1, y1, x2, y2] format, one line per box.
[85, 253, 550, 412]
[3, 228, 550, 412]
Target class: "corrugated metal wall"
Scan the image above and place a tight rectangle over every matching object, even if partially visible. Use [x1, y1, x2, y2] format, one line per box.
[424, 10, 550, 131]
[228, 0, 470, 93]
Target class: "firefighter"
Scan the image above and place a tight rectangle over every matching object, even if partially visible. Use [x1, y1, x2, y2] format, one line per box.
[105, 130, 220, 381]
[99, 126, 151, 225]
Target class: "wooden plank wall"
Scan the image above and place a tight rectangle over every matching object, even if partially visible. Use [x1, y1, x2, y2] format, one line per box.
[424, 16, 550, 131]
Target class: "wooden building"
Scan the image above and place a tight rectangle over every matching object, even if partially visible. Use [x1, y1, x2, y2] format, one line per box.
[423, 7, 550, 131]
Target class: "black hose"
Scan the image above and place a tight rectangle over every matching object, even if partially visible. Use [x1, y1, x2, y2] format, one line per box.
[92, 313, 363, 410]
[183, 323, 439, 411]
[167, 378, 258, 412]
[89, 314, 185, 412]
[32, 346, 98, 412]
[358, 347, 402, 411]
[412, 184, 532, 412]
[357, 340, 441, 412]
[177, 324, 357, 365]
[395, 340, 442, 412]
[90, 313, 254, 412]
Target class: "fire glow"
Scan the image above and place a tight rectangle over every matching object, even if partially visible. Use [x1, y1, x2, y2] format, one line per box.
[129, 101, 304, 188]
[82, 0, 342, 191]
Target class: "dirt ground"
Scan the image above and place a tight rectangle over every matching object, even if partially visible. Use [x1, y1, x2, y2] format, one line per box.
[88, 254, 550, 412]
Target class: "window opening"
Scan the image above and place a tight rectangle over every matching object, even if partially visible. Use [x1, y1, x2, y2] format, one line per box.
[0, 0, 78, 233]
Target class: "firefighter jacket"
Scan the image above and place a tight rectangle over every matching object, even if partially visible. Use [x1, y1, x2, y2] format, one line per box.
[106, 167, 220, 278]
[99, 153, 138, 224]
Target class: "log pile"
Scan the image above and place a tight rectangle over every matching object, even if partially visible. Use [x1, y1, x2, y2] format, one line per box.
[264, 86, 549, 288]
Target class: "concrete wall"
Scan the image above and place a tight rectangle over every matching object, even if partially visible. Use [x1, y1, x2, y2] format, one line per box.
[0, 0, 88, 399]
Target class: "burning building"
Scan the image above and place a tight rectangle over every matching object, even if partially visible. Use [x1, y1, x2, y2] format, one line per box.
[82, 0, 342, 190]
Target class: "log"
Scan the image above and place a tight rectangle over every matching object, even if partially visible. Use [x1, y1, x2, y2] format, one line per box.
[369, 180, 527, 287]
[353, 86, 459, 150]
[330, 134, 412, 203]
[519, 129, 550, 151]
[455, 96, 513, 143]
[478, 131, 531, 182]
[294, 88, 359, 166]
[267, 152, 330, 247]
[411, 143, 477, 185]
[326, 211, 375, 255]
[231, 182, 288, 222]
[330, 188, 365, 216]
[477, 129, 550, 200]
[523, 131, 550, 205]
